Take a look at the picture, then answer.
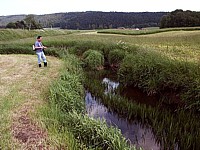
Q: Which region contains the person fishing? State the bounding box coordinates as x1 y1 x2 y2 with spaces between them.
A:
34 36 47 67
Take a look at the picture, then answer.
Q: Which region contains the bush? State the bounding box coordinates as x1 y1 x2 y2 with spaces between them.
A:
108 49 126 66
82 49 104 70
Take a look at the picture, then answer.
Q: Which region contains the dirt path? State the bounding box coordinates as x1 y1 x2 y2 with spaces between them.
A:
0 55 62 149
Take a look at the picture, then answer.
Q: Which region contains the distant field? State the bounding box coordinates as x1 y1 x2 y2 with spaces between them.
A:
97 27 200 36
0 29 80 42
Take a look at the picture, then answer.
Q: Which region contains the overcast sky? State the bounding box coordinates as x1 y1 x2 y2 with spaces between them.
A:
0 0 199 16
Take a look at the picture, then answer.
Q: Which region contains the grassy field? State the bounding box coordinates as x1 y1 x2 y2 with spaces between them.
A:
97 27 200 36
0 29 80 42
0 28 200 149
0 29 136 149
0 55 63 149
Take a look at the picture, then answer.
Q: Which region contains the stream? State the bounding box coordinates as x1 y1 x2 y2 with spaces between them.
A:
85 78 161 150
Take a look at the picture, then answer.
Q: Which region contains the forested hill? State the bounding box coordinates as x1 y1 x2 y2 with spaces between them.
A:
57 12 167 29
0 11 167 29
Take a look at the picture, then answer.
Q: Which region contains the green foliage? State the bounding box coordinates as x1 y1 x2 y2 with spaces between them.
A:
118 51 200 107
64 112 133 150
1 28 200 149
46 54 133 149
6 15 42 30
62 40 117 57
6 22 17 29
160 9 200 28
84 73 200 150
59 11 165 29
108 49 126 66
0 12 166 29
82 50 104 70
0 44 34 54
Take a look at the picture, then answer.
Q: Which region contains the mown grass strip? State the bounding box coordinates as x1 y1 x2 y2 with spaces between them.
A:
0 55 64 149
0 85 23 149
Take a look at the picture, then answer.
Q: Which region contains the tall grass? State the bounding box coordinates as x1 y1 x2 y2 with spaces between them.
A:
118 50 200 109
42 54 134 149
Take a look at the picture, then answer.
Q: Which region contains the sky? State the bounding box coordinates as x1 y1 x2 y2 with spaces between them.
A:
0 0 199 16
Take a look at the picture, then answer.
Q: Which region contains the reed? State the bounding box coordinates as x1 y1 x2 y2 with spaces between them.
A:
46 54 134 149
118 50 200 109
84 71 200 149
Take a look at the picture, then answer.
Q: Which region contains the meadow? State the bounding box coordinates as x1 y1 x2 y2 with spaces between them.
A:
0 28 200 149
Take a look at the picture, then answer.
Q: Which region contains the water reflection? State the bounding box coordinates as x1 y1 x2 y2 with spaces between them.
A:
85 78 161 150
102 78 119 94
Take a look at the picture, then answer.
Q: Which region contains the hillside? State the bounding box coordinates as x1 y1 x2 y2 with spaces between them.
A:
0 15 26 27
0 11 167 29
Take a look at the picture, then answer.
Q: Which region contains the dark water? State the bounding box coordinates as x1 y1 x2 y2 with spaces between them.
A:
85 78 161 150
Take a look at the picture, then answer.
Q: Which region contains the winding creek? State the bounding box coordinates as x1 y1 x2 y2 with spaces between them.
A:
85 77 161 150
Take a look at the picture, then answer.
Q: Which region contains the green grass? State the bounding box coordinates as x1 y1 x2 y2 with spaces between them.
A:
82 49 104 70
0 55 64 149
41 53 134 149
0 84 22 149
1 29 199 108
1 28 200 149
0 29 79 41
118 51 200 107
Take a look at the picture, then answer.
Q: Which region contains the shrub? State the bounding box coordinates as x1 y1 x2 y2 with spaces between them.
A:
108 49 126 66
82 49 104 70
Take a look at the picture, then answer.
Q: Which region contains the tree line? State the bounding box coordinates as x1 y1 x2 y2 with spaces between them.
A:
6 15 42 30
160 9 200 28
5 12 166 30
59 11 166 29
4 10 200 30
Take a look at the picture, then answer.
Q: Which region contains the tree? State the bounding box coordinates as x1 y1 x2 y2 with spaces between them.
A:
160 9 200 28
24 14 42 30
6 22 17 29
